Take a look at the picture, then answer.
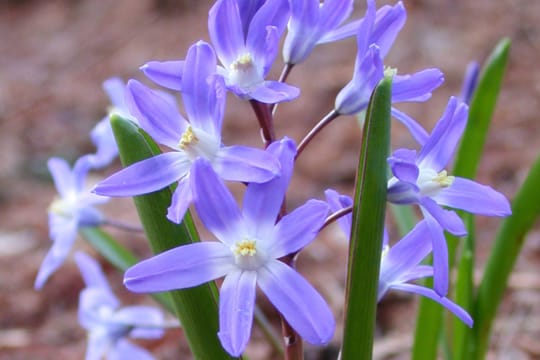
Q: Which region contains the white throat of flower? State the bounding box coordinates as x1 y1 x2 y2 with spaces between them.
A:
233 239 266 270
178 126 219 162
49 192 79 219
417 167 455 197
228 52 262 90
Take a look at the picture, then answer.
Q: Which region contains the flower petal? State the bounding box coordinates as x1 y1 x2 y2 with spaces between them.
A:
74 251 111 290
391 107 429 145
418 97 468 171
324 189 353 238
218 270 257 357
242 138 295 237
282 0 321 64
78 287 120 329
113 305 165 339
126 79 187 149
93 152 190 197
271 200 329 258
166 175 193 224
209 0 245 67
388 148 419 183
390 283 473 327
392 68 444 103
370 1 406 58
434 177 512 217
85 329 112 360
110 339 155 360
249 81 300 103
213 145 280 183
124 242 233 293
191 159 243 245
47 157 74 197
258 260 335 345
34 218 78 290
420 197 466 236
421 210 450 296
140 60 185 91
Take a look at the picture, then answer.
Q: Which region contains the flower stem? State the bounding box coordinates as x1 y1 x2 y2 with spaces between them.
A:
250 100 276 147
322 206 353 230
296 110 340 160
102 218 144 232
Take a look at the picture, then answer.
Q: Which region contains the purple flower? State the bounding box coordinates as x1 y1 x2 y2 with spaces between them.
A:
283 0 357 65
142 0 299 104
334 0 443 145
324 190 473 327
124 138 334 356
459 61 480 105
387 96 511 295
75 252 165 360
35 158 108 290
93 41 280 224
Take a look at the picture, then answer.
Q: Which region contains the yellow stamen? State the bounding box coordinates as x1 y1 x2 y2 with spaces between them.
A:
434 170 455 187
230 53 254 72
384 66 398 77
234 240 257 257
179 126 199 149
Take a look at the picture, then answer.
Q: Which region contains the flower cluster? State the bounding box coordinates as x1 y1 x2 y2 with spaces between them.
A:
35 0 512 358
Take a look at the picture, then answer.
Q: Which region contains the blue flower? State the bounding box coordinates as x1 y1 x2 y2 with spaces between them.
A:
124 138 334 357
324 190 473 327
387 96 511 295
93 41 280 224
75 252 166 360
334 0 443 144
142 0 299 104
35 158 108 290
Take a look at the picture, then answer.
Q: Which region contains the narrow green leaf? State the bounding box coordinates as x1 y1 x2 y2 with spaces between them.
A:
341 76 392 360
469 154 540 359
80 226 175 313
110 115 234 359
454 38 511 179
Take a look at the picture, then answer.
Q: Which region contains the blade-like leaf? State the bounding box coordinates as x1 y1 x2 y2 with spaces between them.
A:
470 154 540 359
341 76 392 360
110 115 234 360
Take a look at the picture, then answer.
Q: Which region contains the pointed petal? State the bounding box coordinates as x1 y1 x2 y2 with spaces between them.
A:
317 18 361 44
391 107 429 145
74 251 111 290
459 61 480 105
324 189 353 238
370 1 406 58
355 0 376 55
388 148 419 183
113 305 165 339
421 210 450 296
420 197 466 236
249 81 300 103
319 0 353 31
209 0 245 67
218 270 257 357
258 260 335 345
87 116 118 169
282 0 321 64
103 77 127 109
93 152 190 197
434 177 512 217
35 218 78 290
391 283 473 327
47 157 74 197
110 339 155 360
392 68 444 103
182 41 223 136
242 138 296 237
166 175 193 224
191 159 243 245
78 287 120 329
380 220 432 285
140 60 185 91
124 242 233 293
395 265 434 283
126 79 187 149
271 200 329 258
418 97 468 171
85 330 112 360
214 145 280 183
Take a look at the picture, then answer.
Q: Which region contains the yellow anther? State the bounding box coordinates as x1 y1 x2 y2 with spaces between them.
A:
234 240 257 257
231 53 254 72
434 170 455 187
48 198 73 218
179 126 199 149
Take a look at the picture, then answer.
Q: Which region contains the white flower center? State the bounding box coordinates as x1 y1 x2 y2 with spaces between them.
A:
228 52 262 90
178 126 219 161
417 168 455 197
232 239 266 270
48 193 78 219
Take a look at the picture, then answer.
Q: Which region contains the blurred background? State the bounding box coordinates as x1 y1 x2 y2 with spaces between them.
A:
1 0 539 358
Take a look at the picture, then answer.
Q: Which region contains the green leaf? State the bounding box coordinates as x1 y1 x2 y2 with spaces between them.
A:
341 76 392 360
469 153 540 359
80 226 175 313
110 115 234 359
